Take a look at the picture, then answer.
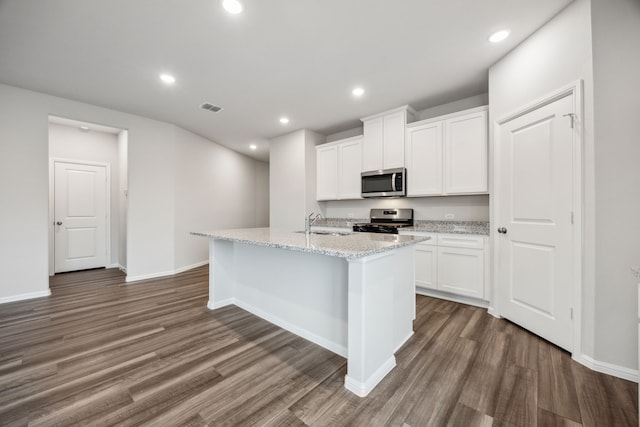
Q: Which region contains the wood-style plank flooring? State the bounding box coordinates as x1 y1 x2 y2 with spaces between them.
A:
0 266 636 426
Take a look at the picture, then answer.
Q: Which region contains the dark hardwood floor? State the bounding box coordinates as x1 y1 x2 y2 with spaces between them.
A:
0 266 636 426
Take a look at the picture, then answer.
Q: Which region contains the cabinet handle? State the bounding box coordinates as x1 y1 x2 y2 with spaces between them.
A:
497 227 507 234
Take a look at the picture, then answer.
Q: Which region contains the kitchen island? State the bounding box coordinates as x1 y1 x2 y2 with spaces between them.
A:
192 228 429 396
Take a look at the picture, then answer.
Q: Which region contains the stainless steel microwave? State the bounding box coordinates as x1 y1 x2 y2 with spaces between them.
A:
361 167 406 198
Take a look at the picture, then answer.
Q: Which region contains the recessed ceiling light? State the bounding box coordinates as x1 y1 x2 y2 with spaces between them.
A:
222 0 243 14
160 73 176 84
489 29 510 43
249 144 257 150
79 125 90 132
279 117 290 125
352 87 365 97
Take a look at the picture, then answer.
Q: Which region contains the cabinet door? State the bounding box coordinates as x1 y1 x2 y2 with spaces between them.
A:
338 138 363 199
362 117 383 172
316 144 338 200
415 243 437 290
437 247 484 299
444 111 488 194
405 122 443 196
383 110 406 169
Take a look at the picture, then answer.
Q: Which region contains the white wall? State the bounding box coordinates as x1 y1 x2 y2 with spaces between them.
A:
173 126 264 270
0 83 268 300
322 195 489 222
269 129 324 230
254 161 270 227
489 0 595 359
0 85 50 302
48 122 121 268
489 0 640 373
590 0 640 370
117 130 128 269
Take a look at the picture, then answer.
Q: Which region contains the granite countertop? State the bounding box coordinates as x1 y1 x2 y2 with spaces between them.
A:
192 227 430 259
311 218 490 236
404 220 490 236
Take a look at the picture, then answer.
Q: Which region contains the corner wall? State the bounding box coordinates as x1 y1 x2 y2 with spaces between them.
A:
489 0 640 374
590 0 640 370
0 83 267 300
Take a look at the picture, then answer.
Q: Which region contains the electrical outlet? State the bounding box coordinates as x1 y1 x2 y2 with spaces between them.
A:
445 213 455 220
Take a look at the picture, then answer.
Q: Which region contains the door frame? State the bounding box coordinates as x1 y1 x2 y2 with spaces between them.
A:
492 79 584 357
49 158 111 276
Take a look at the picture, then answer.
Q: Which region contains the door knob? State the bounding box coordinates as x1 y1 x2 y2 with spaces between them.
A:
56 221 63 226
497 227 507 234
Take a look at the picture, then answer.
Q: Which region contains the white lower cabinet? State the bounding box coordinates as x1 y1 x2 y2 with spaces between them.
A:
403 231 488 304
436 246 484 299
414 238 437 290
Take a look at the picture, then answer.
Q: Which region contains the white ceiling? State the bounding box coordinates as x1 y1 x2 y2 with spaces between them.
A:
0 0 573 162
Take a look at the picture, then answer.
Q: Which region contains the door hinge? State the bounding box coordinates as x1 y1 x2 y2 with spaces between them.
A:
563 113 576 129
570 307 574 320
571 211 574 224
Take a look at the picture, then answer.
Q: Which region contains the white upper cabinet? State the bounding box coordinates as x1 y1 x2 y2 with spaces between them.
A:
316 136 362 201
338 138 363 199
405 106 488 197
405 121 443 196
361 106 415 172
444 110 488 194
316 143 339 201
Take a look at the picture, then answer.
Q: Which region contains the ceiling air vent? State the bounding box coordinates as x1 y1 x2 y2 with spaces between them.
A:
200 103 223 113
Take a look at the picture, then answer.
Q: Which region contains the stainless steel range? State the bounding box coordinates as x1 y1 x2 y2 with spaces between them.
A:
352 208 414 234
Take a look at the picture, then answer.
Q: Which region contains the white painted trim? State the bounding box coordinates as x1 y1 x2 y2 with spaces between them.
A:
360 104 417 122
231 298 348 358
574 354 639 383
208 298 234 310
394 331 414 353
49 158 112 275
118 264 127 274
0 289 51 304
125 262 209 283
125 270 176 283
344 356 396 397
174 260 209 274
407 105 488 128
416 287 489 309
491 80 584 360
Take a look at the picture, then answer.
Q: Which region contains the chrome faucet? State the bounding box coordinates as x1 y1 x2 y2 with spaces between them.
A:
305 212 322 235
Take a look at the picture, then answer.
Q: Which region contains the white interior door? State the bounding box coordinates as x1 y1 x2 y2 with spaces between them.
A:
496 94 575 351
54 161 107 273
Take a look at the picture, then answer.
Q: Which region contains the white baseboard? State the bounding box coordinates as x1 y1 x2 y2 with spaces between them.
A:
0 289 51 304
107 263 119 269
344 356 396 397
126 270 176 283
175 260 209 274
216 298 348 358
574 354 639 383
416 287 489 309
125 261 209 283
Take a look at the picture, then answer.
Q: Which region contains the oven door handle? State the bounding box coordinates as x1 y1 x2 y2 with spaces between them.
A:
391 173 397 192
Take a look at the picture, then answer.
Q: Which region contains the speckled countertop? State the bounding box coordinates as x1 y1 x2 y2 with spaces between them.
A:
405 220 490 235
311 218 490 236
192 228 430 259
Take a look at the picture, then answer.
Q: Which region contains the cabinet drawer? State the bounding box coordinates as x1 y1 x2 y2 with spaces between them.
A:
437 234 484 249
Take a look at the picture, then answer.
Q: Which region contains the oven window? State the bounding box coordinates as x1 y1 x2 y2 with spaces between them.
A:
362 174 392 193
